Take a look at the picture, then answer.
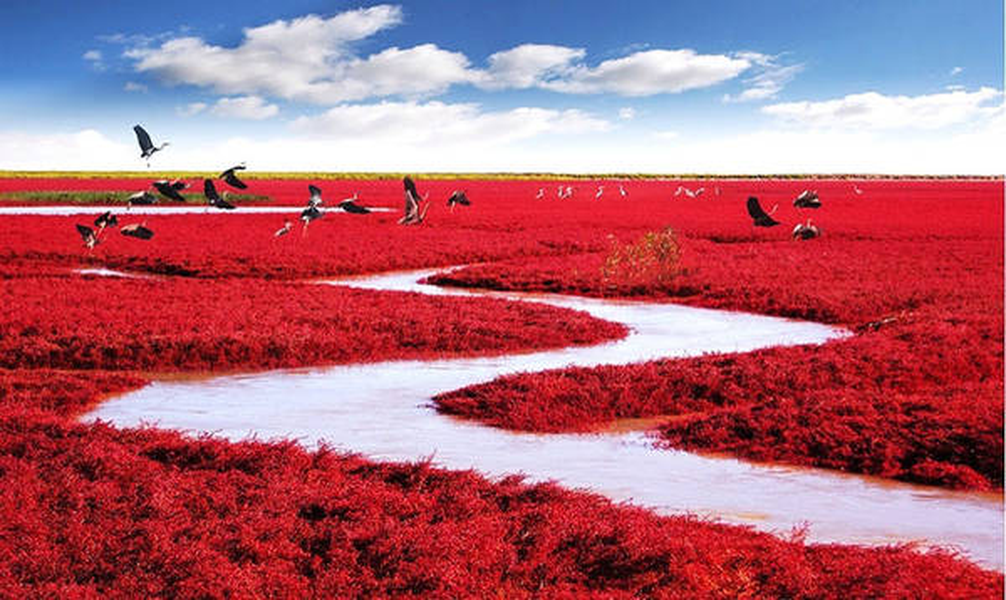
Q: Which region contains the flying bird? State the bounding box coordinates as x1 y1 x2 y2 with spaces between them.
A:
76 224 99 249
300 205 323 235
447 190 470 212
133 125 168 166
399 176 429 225
674 185 704 198
220 164 248 189
121 222 154 240
152 179 187 202
595 186 604 199
127 190 157 207
274 220 292 238
792 219 821 240
747 196 780 227
618 184 627 198
204 179 235 210
307 184 324 208
338 193 371 214
793 189 821 209
535 188 544 199
94 211 118 232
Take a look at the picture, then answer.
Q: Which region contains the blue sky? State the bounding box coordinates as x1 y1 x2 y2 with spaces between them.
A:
0 1 1001 173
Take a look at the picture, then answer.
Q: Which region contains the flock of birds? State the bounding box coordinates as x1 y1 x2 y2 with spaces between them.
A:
77 124 836 249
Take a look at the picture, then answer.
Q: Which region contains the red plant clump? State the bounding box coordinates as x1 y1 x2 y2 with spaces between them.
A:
0 269 625 372
0 176 1002 594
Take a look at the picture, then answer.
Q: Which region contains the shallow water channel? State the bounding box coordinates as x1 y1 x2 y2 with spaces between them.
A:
85 268 1004 570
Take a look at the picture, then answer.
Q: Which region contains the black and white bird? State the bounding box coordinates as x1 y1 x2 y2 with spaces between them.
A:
204 179 235 210
338 192 371 214
133 125 168 166
793 189 821 209
94 211 118 232
152 179 187 202
446 190 470 212
747 196 780 227
618 184 628 198
595 185 604 199
127 190 157 207
76 224 99 249
220 164 248 189
307 184 324 209
792 219 821 240
121 222 154 240
399 176 429 225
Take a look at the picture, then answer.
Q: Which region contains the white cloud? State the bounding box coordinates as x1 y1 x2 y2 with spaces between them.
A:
763 87 1002 129
124 7 753 103
540 49 750 96
210 96 279 120
652 130 679 140
723 52 802 102
481 44 585 89
123 81 148 93
83 49 102 61
618 107 636 120
177 102 208 117
290 100 609 145
0 129 134 170
950 66 964 76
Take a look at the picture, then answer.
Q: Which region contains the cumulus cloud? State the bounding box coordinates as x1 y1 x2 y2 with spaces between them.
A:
618 107 636 120
123 81 148 93
723 52 802 102
950 66 963 76
210 96 279 120
540 49 750 96
480 44 585 89
82 49 105 70
290 100 609 145
0 129 134 170
124 6 754 102
763 87 1002 129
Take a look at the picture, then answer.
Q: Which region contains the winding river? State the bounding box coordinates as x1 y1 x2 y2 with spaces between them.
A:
83 267 1004 570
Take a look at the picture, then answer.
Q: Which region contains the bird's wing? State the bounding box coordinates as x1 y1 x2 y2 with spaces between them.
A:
133 125 153 151
224 172 247 189
76 224 94 241
170 180 188 191
747 196 770 220
204 179 220 202
155 182 185 202
403 176 418 198
308 184 322 205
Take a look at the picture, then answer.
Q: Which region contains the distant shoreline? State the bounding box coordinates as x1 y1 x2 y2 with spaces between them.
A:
0 170 1002 181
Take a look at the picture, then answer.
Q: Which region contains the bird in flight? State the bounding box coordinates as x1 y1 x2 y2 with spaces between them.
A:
535 188 545 199
76 224 100 250
152 179 188 203
220 164 248 190
793 189 821 209
274 220 292 238
746 196 780 227
595 186 604 199
618 184 628 198
792 219 821 240
674 185 704 198
127 190 157 208
133 125 168 166
447 190 470 212
399 176 429 225
121 222 154 240
338 192 371 214
204 179 236 210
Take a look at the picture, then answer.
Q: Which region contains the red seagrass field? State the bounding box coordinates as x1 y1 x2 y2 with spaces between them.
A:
0 174 1002 597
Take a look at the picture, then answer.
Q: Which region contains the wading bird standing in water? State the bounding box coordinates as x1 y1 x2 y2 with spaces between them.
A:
220 164 248 189
204 179 235 210
133 125 168 166
399 176 430 225
747 196 780 227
